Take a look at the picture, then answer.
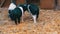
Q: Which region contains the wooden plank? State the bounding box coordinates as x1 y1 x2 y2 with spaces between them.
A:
57 0 60 9
40 0 55 9
16 0 25 5
2 0 25 7
0 0 6 7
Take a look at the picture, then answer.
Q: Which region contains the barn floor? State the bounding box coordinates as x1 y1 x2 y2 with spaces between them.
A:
0 8 60 34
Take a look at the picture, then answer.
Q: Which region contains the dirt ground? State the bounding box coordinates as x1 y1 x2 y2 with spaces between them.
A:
0 8 60 34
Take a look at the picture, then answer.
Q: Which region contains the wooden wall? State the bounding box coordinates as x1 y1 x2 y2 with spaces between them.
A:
3 0 10 7
57 0 60 8
0 0 59 9
40 0 55 9
1 0 25 7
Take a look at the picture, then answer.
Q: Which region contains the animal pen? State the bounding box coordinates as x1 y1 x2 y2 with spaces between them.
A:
0 0 60 34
